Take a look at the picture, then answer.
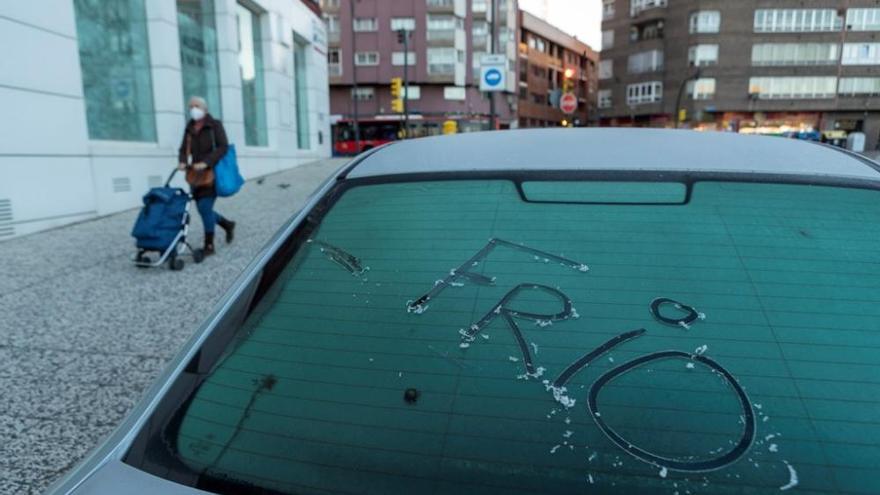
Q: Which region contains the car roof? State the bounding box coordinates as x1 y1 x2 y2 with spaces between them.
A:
346 128 880 181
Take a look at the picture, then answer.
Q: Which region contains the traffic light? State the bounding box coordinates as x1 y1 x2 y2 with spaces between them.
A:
390 77 404 113
562 68 575 93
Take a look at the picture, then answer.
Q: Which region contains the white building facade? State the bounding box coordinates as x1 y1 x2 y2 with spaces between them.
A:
0 0 331 239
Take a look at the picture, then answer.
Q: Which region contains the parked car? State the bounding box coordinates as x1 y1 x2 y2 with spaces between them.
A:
49 129 880 495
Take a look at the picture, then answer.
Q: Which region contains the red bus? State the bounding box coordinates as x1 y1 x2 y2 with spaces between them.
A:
332 120 402 155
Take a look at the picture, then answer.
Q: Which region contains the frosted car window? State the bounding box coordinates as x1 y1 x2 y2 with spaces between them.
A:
153 180 880 494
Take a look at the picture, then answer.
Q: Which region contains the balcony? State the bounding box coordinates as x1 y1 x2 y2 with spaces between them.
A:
630 0 666 18
427 29 456 45
427 0 455 13
630 20 664 43
328 63 342 77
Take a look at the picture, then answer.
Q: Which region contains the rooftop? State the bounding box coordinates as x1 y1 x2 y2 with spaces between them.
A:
347 128 880 181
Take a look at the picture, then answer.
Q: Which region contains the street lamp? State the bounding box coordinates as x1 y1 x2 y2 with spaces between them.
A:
674 68 701 129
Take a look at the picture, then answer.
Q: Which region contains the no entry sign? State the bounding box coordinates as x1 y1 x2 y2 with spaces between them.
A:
560 92 577 114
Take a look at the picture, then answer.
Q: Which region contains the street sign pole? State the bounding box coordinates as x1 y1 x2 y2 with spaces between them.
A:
489 0 496 130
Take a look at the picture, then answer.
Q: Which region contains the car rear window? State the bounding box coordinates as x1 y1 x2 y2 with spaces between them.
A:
148 179 880 494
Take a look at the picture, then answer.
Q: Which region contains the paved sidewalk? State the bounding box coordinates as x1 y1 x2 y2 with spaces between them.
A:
0 158 347 495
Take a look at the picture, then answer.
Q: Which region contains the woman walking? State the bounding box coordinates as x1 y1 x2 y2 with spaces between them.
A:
177 96 236 255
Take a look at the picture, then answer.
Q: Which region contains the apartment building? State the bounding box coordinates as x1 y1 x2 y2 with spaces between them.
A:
517 10 599 128
599 0 880 149
0 0 330 239
322 0 518 150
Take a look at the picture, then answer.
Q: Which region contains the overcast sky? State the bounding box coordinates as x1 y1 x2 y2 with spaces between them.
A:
518 0 602 50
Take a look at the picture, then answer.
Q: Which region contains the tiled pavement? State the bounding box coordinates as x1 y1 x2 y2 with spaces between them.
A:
0 158 346 495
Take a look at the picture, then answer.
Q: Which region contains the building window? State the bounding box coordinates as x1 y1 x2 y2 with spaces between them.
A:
842 43 880 65
630 0 666 17
351 87 374 101
626 81 663 105
428 0 454 7
602 30 614 50
353 17 377 32
73 0 156 142
603 0 615 20
847 8 880 31
687 78 716 100
320 0 339 8
328 49 342 76
444 86 466 100
631 19 664 42
354 51 379 66
472 51 486 70
390 17 415 31
688 44 718 66
754 9 842 33
177 0 222 118
426 14 461 41
472 20 489 47
427 47 456 74
627 49 663 73
324 14 339 33
427 14 461 30
598 59 613 80
838 77 880 96
391 51 417 65
751 43 839 66
293 37 310 150
403 85 420 100
499 26 513 46
472 0 488 13
598 89 612 108
236 3 268 146
689 11 720 33
528 35 547 53
748 77 837 99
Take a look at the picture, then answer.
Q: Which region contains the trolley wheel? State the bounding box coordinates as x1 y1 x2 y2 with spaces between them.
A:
135 251 151 268
192 248 205 264
170 258 185 271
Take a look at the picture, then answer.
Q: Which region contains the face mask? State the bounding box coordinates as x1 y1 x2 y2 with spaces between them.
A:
190 107 206 121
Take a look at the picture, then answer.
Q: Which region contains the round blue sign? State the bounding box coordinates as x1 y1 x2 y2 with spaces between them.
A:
484 68 502 86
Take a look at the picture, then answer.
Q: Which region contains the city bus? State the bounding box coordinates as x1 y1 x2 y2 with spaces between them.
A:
331 118 454 155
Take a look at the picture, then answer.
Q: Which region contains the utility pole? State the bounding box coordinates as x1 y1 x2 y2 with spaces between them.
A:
399 29 411 139
833 2 850 110
349 0 360 150
488 0 497 130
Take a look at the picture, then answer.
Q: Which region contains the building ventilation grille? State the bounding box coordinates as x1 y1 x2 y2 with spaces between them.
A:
147 175 163 188
112 177 131 193
0 199 14 238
